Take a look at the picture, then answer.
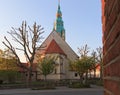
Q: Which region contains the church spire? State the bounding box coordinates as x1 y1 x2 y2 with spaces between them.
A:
53 0 65 41
58 0 60 6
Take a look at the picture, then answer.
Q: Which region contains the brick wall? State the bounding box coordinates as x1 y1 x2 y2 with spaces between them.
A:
102 0 120 95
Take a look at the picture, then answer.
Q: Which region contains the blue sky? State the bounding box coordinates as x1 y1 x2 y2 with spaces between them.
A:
0 0 102 61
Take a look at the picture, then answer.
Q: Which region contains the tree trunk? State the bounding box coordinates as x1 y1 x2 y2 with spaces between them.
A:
89 70 91 79
44 75 47 81
85 71 88 84
28 70 32 81
44 75 47 87
26 66 32 87
79 73 83 84
100 66 103 80
85 72 88 79
94 68 96 78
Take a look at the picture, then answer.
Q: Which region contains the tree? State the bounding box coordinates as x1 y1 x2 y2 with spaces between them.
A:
69 59 85 83
91 50 97 78
71 45 95 82
78 44 90 79
0 49 3 63
3 21 44 82
91 47 103 79
69 56 94 84
0 49 19 83
38 57 55 81
0 49 18 71
96 47 103 80
78 44 89 58
0 58 18 83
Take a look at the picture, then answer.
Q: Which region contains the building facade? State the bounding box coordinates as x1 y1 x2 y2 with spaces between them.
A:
102 0 120 95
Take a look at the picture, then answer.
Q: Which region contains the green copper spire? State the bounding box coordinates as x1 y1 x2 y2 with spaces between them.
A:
54 1 65 41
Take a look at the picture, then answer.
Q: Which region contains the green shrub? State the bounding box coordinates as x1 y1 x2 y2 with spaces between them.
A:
0 80 3 84
69 82 90 88
96 80 103 86
31 86 55 90
88 78 103 86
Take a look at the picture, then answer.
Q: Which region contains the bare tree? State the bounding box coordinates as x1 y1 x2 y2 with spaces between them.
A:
3 21 44 82
91 47 103 79
96 47 103 80
78 44 90 81
91 50 97 78
78 44 89 58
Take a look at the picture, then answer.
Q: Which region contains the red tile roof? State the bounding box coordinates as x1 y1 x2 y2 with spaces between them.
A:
45 39 66 56
19 63 37 72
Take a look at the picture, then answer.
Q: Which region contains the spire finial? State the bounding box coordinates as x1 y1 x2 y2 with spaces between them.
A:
58 0 60 9
58 0 60 5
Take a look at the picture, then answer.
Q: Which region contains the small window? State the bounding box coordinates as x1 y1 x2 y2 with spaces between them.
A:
75 73 78 77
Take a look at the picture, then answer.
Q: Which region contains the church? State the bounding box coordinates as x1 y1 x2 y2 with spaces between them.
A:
35 3 79 80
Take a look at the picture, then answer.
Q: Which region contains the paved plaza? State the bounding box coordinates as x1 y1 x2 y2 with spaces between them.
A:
0 86 103 95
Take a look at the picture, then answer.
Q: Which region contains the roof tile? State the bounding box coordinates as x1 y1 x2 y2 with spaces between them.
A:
45 39 66 56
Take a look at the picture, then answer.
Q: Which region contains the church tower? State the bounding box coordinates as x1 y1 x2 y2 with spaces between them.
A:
53 1 65 41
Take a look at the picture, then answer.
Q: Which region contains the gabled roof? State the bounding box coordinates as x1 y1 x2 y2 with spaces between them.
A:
45 39 66 56
38 31 78 61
